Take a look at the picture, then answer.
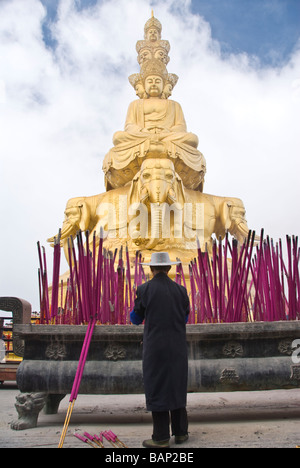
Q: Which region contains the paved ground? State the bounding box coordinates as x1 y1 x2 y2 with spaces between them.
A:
1 383 300 448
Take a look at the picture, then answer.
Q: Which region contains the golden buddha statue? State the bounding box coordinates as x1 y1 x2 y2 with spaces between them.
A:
48 14 252 269
102 13 207 193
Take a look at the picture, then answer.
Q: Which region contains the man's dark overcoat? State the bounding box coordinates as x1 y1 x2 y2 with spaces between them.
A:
133 272 190 412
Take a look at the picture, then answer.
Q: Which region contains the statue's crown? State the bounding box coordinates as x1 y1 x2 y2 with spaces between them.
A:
144 12 162 38
140 58 168 82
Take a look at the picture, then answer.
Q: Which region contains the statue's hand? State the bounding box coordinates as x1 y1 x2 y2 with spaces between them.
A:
143 126 155 133
156 126 170 133
145 126 170 134
149 134 160 142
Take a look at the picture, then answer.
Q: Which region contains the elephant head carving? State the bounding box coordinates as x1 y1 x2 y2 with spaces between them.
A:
48 197 91 246
129 158 185 207
181 190 253 252
47 194 104 264
128 159 186 249
47 160 254 265
218 197 251 244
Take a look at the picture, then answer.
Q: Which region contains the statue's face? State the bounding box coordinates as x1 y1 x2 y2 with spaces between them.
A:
135 82 145 98
139 49 151 64
145 75 164 97
154 48 168 64
163 83 173 98
146 28 159 42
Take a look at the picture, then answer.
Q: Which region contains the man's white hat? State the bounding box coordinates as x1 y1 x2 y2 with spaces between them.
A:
140 252 180 266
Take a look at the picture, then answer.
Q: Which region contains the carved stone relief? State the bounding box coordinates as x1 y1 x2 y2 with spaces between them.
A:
104 344 126 361
219 368 240 384
45 342 67 360
278 339 294 356
222 341 243 358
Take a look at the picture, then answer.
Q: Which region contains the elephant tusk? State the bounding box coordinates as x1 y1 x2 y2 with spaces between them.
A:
145 238 160 249
237 221 249 234
47 223 74 244
235 221 253 240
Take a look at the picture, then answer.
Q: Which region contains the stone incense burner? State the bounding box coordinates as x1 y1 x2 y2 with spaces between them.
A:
5 297 300 431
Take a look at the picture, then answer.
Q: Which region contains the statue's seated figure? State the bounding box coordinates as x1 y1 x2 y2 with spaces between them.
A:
103 58 206 192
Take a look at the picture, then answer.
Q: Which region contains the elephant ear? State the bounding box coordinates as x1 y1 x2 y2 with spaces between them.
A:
170 173 186 206
129 170 147 206
78 201 91 231
221 201 232 231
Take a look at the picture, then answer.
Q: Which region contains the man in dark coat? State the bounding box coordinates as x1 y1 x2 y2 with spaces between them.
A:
130 252 190 448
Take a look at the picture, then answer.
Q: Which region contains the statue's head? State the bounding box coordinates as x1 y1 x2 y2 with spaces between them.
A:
140 59 168 98
144 75 164 97
144 14 162 42
162 73 178 99
128 73 146 98
153 45 170 65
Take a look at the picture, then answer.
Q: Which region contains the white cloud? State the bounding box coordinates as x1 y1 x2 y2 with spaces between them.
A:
0 0 299 310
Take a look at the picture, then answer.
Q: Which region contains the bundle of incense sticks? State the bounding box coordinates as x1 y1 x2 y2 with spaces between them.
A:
74 431 127 448
58 316 97 448
39 229 300 324
102 430 128 448
183 230 300 323
74 432 100 448
38 231 147 325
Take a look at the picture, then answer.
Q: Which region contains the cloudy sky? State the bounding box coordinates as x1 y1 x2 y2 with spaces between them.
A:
0 0 299 311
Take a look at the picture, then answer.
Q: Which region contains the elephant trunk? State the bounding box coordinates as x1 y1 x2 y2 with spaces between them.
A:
143 178 170 250
147 179 169 205
145 202 168 250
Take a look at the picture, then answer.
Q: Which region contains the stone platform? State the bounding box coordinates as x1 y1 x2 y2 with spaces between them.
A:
1 384 300 448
